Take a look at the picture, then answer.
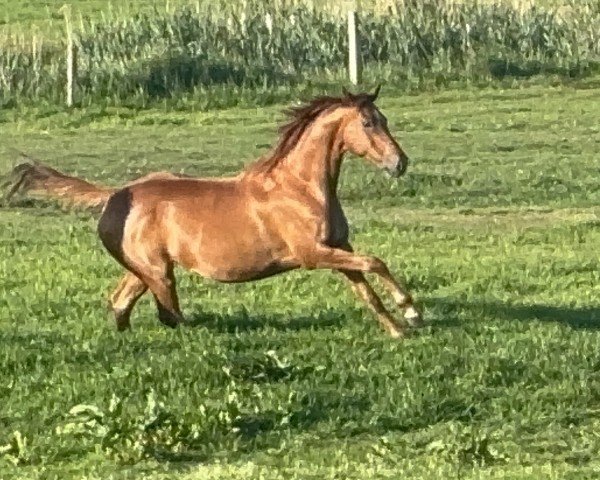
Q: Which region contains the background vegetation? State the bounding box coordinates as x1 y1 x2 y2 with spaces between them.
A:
1 0 600 109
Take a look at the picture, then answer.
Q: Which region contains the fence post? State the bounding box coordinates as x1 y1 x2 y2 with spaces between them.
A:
347 9 361 85
61 5 76 107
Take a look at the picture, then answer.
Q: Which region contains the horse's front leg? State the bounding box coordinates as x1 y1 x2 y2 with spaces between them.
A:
340 270 405 338
298 245 422 328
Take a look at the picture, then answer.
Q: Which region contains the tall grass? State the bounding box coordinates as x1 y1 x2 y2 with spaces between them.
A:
1 0 600 108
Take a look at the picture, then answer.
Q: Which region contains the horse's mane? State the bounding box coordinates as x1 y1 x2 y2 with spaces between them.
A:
248 91 376 174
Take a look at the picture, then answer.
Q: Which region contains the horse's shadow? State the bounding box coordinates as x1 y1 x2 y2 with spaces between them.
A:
183 296 600 335
495 302 600 329
426 296 600 330
184 308 348 334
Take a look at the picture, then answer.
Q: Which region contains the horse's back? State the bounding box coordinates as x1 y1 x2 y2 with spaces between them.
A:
117 177 294 281
127 177 238 203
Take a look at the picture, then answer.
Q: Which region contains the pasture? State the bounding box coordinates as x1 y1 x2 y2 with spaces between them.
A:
0 84 599 478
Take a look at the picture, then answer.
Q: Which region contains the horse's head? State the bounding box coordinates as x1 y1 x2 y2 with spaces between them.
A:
340 85 409 178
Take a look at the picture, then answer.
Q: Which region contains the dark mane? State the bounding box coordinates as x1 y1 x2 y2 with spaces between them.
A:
249 91 376 173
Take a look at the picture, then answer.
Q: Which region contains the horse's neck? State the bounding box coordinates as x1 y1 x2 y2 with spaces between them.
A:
278 117 344 197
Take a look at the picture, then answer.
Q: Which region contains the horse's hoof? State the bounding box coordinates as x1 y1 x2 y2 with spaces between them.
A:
116 322 131 332
113 308 131 331
160 317 182 329
404 306 424 328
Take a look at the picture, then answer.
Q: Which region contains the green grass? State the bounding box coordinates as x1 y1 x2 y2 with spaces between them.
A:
0 84 599 478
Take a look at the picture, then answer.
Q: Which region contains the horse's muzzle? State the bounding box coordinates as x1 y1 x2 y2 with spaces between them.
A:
384 153 409 178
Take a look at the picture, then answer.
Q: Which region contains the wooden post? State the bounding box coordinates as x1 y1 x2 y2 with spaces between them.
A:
347 9 361 85
61 5 75 107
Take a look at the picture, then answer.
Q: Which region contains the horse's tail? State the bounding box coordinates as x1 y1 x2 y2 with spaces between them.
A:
3 154 115 210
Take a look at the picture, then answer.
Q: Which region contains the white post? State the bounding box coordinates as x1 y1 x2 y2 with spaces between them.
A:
347 9 361 85
62 5 75 107
66 39 75 107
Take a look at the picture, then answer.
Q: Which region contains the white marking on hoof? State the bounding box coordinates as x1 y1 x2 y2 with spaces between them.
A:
404 306 424 327
392 292 410 305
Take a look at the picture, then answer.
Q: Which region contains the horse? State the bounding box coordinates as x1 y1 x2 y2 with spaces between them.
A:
5 87 422 338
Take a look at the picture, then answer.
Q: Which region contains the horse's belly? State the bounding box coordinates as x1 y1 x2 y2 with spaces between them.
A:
205 261 295 283
163 196 295 282
171 230 294 283
190 251 294 283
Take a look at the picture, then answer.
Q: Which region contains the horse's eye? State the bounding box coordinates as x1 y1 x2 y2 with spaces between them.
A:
362 119 373 128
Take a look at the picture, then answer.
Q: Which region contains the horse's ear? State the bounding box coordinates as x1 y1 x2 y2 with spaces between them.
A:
369 84 381 102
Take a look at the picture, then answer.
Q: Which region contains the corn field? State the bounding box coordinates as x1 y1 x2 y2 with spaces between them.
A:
1 0 599 108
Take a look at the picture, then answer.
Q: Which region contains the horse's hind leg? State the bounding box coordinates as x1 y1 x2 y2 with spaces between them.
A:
133 261 185 328
109 271 147 331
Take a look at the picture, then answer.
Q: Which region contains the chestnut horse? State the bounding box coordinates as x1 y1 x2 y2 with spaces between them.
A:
95 88 422 338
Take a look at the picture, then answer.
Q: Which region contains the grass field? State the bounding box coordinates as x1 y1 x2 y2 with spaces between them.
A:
0 84 599 478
